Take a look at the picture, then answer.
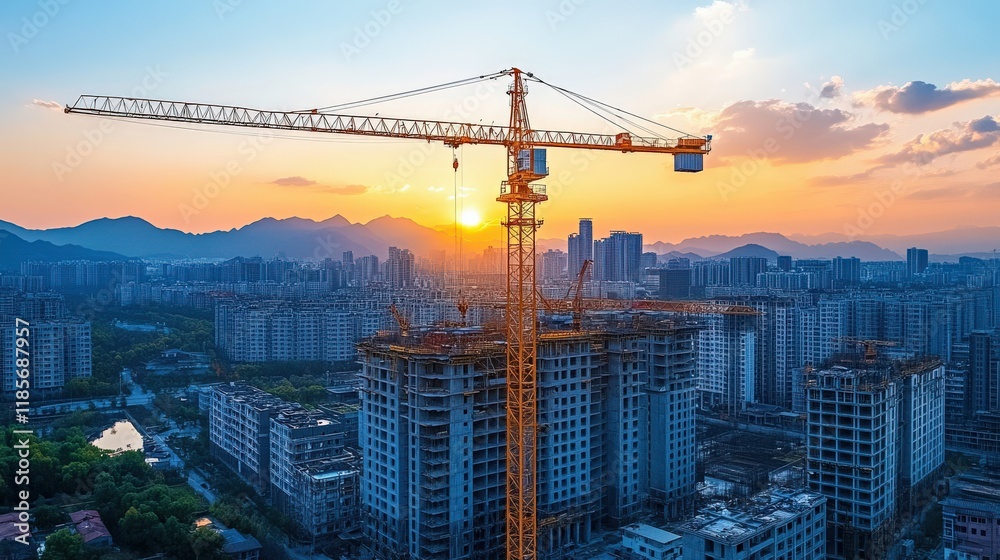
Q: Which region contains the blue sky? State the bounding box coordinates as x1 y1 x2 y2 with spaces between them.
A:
3 1 999 240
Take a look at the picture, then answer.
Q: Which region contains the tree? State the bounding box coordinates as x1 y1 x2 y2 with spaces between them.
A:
32 504 66 529
119 506 163 552
41 529 83 560
190 526 225 560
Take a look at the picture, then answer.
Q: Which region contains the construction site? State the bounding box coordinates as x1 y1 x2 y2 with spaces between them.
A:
355 312 707 559
804 353 946 560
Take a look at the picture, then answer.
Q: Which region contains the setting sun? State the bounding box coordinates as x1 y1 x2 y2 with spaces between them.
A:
459 207 482 228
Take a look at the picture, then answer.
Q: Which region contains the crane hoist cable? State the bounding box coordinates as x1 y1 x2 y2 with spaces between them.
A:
528 76 696 138
303 70 508 113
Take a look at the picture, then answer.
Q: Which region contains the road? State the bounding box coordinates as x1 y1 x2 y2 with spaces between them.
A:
187 469 217 505
32 368 154 415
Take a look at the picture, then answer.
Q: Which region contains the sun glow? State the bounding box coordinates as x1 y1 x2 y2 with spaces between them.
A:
459 207 482 228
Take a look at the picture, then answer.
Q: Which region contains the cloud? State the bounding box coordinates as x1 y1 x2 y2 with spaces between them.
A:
693 0 748 23
372 184 411 194
977 153 1000 169
907 187 963 200
270 176 316 187
268 176 367 195
731 48 755 61
32 99 62 111
819 76 844 99
808 165 888 187
907 182 1000 201
854 79 1000 114
323 184 368 195
876 115 1000 166
687 99 889 164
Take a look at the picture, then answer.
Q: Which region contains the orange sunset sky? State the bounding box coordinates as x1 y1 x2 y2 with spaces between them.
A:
3 1 999 245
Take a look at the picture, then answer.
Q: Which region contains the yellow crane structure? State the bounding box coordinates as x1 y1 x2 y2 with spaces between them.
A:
65 67 711 559
834 337 898 363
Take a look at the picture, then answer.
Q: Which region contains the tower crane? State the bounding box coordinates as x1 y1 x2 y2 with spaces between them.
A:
65 67 711 560
834 337 898 363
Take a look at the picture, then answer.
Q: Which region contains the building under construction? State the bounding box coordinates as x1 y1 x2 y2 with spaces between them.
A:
357 317 700 560
805 357 945 560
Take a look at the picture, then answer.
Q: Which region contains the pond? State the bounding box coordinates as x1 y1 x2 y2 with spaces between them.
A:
91 420 144 454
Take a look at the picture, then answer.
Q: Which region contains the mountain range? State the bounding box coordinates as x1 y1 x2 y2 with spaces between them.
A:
0 215 450 260
0 229 127 270
645 232 902 261
0 216 996 263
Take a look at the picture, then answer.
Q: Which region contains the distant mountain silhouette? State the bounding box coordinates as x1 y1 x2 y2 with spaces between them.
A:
4 215 994 263
657 250 704 262
0 229 127 270
0 216 450 260
787 226 1000 255
712 243 780 261
646 232 902 261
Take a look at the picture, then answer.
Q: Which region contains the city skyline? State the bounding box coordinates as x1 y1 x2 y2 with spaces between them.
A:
4 1 1000 241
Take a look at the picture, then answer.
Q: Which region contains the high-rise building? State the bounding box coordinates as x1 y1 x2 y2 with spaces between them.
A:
540 249 568 281
777 255 793 272
832 256 861 288
357 320 700 558
594 231 643 282
697 314 756 413
1 320 91 395
210 383 293 493
729 257 767 287
807 366 898 559
643 323 699 519
898 361 946 507
358 331 506 560
806 359 943 560
907 247 929 277
969 329 999 413
210 384 360 544
657 268 691 299
567 218 593 281
386 247 415 289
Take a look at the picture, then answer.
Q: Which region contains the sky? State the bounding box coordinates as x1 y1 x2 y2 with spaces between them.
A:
2 0 1000 245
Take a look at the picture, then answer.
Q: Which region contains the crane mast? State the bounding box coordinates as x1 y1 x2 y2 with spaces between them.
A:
499 68 544 559
65 67 711 560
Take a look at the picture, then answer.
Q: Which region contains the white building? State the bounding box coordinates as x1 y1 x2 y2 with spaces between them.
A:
621 523 682 560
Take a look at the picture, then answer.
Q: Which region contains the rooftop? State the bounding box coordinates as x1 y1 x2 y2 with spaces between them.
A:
0 512 30 543
68 510 111 545
623 523 681 545
678 488 825 544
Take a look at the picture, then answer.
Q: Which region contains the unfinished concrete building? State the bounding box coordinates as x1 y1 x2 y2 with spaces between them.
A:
358 328 507 560
678 487 827 559
806 358 946 559
357 318 701 559
806 366 899 559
